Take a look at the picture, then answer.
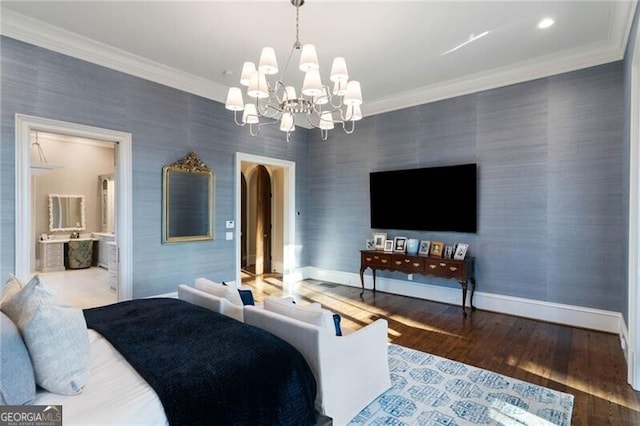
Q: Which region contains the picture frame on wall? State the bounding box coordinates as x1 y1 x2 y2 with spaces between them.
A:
418 240 431 256
430 241 444 258
384 239 394 252
393 237 407 253
454 243 469 260
373 233 387 250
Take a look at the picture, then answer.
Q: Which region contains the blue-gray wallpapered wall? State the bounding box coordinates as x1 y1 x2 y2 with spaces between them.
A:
0 35 628 316
622 0 639 325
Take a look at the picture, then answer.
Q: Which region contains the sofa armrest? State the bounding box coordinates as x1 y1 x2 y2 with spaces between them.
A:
318 319 391 426
244 306 390 425
177 285 244 322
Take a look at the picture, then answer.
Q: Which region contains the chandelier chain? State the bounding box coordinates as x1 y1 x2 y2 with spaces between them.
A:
294 1 301 50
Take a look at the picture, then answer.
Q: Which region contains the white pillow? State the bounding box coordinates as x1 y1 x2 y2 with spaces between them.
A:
1 275 89 395
194 278 243 306
263 296 335 332
0 275 23 308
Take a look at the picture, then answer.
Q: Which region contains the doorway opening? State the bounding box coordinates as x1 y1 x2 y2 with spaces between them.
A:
235 153 295 291
30 131 117 308
241 165 273 276
15 114 133 302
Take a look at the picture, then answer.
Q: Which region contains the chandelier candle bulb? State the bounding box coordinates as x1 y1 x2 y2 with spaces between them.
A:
302 69 323 96
314 87 329 105
258 47 279 75
284 86 297 101
242 103 259 124
345 104 363 121
280 113 295 132
344 81 363 105
240 62 256 86
225 87 244 111
319 112 334 130
247 71 269 99
333 80 347 96
329 57 349 82
299 44 320 71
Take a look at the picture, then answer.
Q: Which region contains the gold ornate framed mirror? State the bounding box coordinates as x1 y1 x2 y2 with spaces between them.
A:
162 152 214 243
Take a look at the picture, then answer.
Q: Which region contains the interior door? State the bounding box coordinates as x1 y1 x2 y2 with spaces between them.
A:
256 166 272 274
241 173 247 268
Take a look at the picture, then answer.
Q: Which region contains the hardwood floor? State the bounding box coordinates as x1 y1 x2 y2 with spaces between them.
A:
242 274 640 425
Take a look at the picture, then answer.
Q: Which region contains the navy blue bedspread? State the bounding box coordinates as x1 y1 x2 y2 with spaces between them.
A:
83 298 317 426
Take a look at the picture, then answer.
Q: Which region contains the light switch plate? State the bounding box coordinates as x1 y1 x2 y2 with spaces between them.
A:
225 232 233 240
225 220 235 228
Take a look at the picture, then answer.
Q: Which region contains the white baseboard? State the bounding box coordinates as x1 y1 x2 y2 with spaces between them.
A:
300 266 623 335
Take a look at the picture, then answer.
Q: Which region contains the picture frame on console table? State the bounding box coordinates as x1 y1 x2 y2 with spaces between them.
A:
430 241 444 257
373 233 387 250
418 240 431 256
444 245 454 259
454 243 469 260
384 239 394 252
393 237 407 253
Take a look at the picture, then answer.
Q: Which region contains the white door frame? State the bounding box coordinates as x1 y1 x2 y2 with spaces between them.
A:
15 114 133 301
629 19 640 389
235 153 296 287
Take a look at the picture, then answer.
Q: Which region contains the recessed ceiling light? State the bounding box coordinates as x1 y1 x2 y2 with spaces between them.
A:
537 18 555 29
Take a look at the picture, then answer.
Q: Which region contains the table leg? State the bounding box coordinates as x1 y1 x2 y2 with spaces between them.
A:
469 278 476 311
359 267 377 296
459 280 468 318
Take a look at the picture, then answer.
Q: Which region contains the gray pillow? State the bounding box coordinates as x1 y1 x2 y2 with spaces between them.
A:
0 275 23 308
1 275 58 327
0 312 36 405
2 275 89 395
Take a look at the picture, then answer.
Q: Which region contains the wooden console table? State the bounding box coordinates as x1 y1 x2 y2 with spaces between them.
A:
359 250 476 317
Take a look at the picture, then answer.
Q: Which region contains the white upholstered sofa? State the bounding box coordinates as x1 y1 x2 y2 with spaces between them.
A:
177 279 391 426
177 280 245 322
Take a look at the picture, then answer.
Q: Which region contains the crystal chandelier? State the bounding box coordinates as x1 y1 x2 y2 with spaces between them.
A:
224 0 363 142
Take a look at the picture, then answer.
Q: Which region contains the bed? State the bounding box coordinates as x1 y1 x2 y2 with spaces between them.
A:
12 296 318 426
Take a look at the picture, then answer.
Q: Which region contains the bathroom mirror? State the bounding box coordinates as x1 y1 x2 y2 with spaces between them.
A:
162 152 214 243
49 194 86 232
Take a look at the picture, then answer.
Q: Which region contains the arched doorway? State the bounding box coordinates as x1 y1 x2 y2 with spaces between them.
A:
235 153 295 287
241 165 272 276
255 165 272 275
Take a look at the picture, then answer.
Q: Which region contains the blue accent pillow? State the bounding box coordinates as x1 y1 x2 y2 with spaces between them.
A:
0 312 35 405
238 289 255 306
333 313 342 336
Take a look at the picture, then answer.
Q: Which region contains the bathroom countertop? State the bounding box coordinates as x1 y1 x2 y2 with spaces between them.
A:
92 232 116 238
40 237 98 244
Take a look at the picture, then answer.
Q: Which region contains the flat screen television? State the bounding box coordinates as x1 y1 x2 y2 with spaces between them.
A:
369 163 477 233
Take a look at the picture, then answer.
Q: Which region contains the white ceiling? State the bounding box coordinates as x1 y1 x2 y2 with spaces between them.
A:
1 1 637 117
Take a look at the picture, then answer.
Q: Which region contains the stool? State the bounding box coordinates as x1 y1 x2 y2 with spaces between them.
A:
67 240 93 269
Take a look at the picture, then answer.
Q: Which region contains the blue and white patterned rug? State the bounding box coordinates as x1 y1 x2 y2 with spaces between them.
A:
349 343 574 426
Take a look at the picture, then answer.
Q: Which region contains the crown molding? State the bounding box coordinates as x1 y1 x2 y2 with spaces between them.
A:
366 39 625 117
0 9 230 103
1 3 636 119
